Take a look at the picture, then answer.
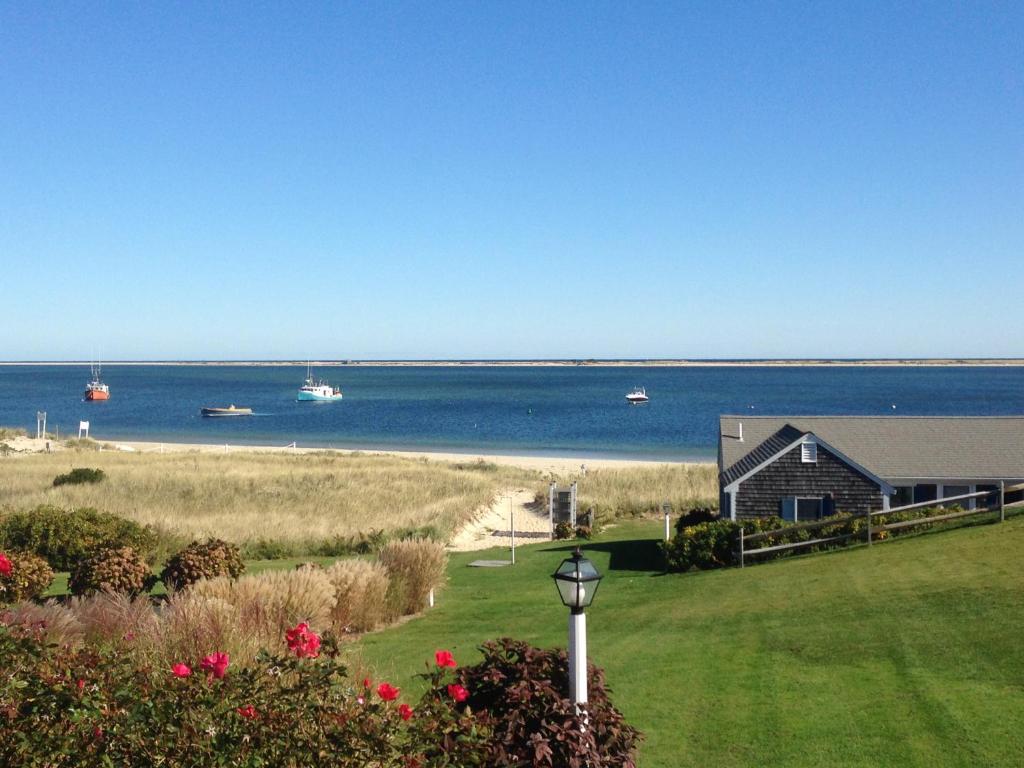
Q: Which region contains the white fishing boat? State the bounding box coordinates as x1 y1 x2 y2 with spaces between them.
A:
625 387 649 404
297 364 343 402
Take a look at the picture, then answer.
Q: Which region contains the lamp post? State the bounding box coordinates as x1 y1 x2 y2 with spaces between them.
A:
552 547 603 712
662 500 673 541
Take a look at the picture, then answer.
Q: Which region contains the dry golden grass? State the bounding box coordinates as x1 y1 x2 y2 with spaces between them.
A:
378 539 448 616
0 451 537 547
549 463 718 519
324 560 391 632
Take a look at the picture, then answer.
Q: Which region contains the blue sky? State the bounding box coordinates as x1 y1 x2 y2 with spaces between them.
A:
1 2 1021 360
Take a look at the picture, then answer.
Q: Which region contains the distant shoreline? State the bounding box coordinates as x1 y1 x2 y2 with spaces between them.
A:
3 359 1024 368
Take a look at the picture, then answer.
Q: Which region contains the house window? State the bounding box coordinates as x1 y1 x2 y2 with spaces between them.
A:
892 486 914 507
781 497 824 521
801 442 817 463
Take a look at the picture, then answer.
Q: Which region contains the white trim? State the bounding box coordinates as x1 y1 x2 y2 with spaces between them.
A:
723 433 895 496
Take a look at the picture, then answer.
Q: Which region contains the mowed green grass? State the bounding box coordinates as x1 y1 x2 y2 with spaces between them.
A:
357 517 1024 768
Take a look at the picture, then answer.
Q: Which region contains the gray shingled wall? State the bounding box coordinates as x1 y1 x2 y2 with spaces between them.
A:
735 443 885 518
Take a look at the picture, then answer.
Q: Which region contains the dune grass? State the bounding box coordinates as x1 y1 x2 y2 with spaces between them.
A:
0 450 717 555
565 463 717 518
357 516 1024 767
0 451 537 548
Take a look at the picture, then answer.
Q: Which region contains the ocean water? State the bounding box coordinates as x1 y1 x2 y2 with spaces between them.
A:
1 365 1022 460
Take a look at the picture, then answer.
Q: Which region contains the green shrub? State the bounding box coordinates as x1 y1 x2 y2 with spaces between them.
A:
62 437 101 451
160 538 245 591
450 637 642 767
674 505 719 533
553 521 574 540
662 519 740 571
0 551 55 604
52 467 106 487
0 506 158 571
68 546 156 597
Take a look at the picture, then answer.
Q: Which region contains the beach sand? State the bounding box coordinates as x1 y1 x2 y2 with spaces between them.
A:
2 433 700 474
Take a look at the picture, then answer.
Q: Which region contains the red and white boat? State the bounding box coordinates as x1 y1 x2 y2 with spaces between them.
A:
84 363 110 401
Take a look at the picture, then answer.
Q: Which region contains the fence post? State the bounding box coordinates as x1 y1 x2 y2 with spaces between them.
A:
999 481 1005 523
739 526 745 568
866 509 872 547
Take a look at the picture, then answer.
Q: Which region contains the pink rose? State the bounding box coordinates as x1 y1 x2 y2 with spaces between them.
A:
447 683 469 703
399 703 414 721
285 622 321 659
434 650 457 669
200 652 230 679
236 704 258 720
0 553 12 577
377 682 400 701
171 663 192 678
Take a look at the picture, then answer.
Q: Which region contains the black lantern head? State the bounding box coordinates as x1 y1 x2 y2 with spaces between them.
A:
552 547 603 612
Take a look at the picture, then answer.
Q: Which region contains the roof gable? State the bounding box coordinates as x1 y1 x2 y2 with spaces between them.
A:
720 416 1024 481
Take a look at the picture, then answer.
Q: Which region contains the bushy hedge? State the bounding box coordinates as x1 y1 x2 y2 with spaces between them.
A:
673 505 719 534
161 538 246 591
452 637 642 767
69 546 157 597
0 625 640 767
52 467 106 487
663 505 975 572
0 551 54 604
0 506 157 571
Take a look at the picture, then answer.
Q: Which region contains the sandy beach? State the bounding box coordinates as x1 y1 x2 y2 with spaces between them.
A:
2 433 705 474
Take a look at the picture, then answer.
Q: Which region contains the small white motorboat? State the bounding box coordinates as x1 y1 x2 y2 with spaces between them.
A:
625 387 649 404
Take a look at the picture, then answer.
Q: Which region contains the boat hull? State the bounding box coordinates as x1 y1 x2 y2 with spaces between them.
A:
85 389 110 401
201 407 253 417
297 391 343 402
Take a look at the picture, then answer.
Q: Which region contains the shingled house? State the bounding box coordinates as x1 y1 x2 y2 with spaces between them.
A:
718 416 1024 521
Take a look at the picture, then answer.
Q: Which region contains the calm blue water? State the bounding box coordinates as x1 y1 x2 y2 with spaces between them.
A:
1 365 1022 460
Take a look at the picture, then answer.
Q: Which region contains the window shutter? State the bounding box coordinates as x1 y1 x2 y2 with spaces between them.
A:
781 497 796 521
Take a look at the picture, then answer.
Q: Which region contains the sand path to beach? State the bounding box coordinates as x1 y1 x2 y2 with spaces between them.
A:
448 488 551 552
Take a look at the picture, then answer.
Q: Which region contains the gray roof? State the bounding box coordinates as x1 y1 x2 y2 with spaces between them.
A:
719 416 1024 483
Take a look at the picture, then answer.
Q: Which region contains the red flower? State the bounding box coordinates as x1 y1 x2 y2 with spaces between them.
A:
362 677 371 689
171 663 192 678
377 682 400 701
285 622 321 658
0 553 11 577
447 683 469 703
236 704 258 720
434 650 457 669
398 703 414 721
200 652 230 679
76 679 86 692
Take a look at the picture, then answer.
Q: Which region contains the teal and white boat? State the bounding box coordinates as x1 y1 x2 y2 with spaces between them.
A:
297 365 343 402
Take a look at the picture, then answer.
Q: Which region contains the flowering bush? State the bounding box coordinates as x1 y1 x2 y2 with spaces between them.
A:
68 546 157 596
160 538 246 591
0 551 54 604
0 624 490 767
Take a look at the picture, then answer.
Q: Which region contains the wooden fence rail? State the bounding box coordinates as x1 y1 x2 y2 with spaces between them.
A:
739 483 1006 567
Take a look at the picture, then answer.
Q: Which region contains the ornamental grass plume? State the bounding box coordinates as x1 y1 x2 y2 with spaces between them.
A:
378 540 447 616
159 592 258 667
190 568 336 642
0 600 84 645
323 559 390 632
68 592 160 648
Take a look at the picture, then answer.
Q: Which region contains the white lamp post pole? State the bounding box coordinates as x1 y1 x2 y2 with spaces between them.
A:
569 608 587 708
553 548 603 719
663 501 672 541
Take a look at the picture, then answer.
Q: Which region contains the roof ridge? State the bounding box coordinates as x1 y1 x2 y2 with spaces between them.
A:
720 414 1024 420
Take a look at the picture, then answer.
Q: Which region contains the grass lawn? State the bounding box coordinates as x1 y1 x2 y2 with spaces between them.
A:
357 517 1024 767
